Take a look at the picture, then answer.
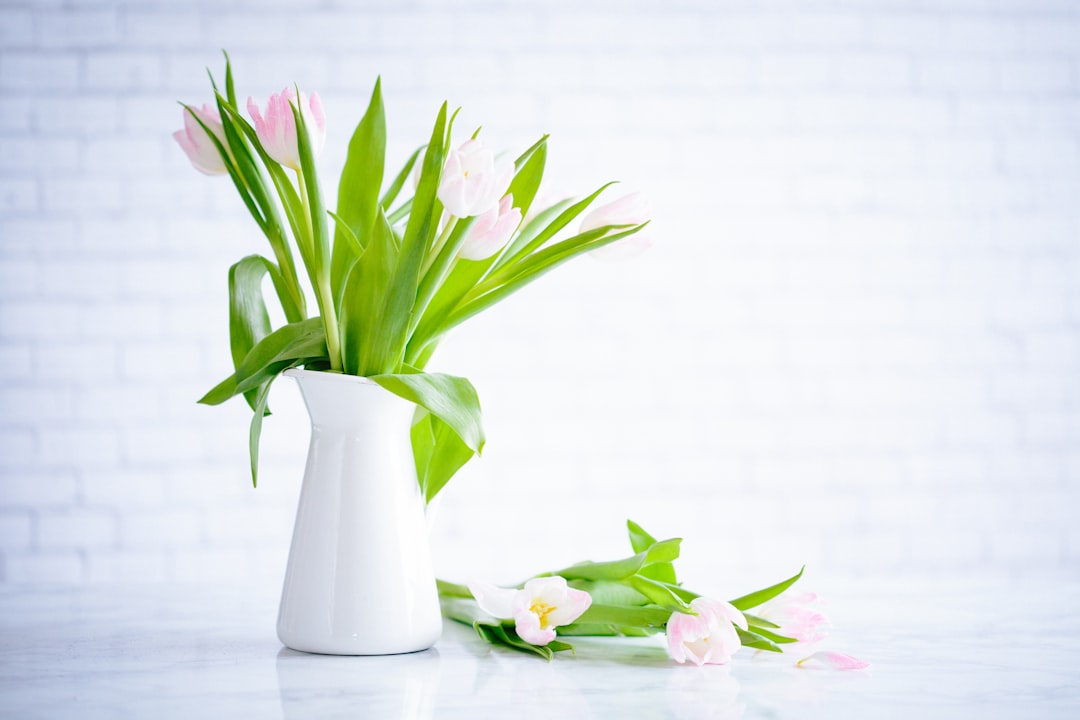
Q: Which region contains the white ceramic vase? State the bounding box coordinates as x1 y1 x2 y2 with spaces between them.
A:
276 368 443 655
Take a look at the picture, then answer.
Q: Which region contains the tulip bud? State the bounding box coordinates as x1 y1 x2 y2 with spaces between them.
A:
247 88 326 172
579 191 653 261
579 191 652 233
459 195 521 261
666 598 747 666
437 138 514 218
173 104 229 176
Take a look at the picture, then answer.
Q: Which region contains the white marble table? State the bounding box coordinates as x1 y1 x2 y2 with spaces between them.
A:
1 580 1077 719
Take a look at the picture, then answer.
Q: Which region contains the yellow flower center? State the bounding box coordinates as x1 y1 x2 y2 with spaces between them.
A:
530 600 556 628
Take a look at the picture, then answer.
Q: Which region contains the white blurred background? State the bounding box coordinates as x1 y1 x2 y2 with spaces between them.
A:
1 0 1078 595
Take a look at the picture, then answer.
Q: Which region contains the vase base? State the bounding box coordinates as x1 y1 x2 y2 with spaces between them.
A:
277 625 442 657
278 641 439 657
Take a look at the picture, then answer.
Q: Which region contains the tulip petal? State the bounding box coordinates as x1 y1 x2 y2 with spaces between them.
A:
513 608 557 646
796 651 870 671
468 582 516 620
579 191 652 234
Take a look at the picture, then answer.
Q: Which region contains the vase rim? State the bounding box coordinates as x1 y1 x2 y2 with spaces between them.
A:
283 368 378 386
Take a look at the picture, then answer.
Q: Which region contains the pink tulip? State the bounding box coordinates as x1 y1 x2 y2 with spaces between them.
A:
247 88 326 172
666 597 748 666
173 104 229 176
578 191 653 260
796 651 870 671
438 138 514 218
579 191 652 233
459 194 521 261
759 591 830 646
469 576 592 646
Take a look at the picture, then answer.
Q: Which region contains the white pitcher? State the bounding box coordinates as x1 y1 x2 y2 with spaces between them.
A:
276 368 442 655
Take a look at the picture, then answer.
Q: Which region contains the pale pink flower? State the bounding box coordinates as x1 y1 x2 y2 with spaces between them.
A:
796 651 870 671
438 138 514 218
759 591 830 646
459 194 521 261
578 191 653 260
469 576 592 646
666 597 748 666
579 191 651 233
173 104 228 176
247 88 326 172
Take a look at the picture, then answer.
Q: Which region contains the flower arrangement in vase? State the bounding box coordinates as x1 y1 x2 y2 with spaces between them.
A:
175 54 864 669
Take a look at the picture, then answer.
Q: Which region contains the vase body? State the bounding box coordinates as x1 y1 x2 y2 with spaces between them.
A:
277 368 442 655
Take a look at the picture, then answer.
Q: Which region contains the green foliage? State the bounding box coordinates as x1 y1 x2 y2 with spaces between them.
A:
730 566 805 611
193 62 649 500
436 520 807 661
332 77 385 305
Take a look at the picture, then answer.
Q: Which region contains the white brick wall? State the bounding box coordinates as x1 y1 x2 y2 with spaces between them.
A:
1 0 1078 588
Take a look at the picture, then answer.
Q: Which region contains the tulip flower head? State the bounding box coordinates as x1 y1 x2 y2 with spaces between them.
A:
758 591 830 646
666 597 748 666
247 88 326 172
173 104 229 176
579 191 653 260
459 194 522 261
438 138 514 218
579 191 652 233
469 576 592 646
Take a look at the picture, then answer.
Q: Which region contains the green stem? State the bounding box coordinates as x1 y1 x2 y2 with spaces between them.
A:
297 168 342 372
267 228 307 322
421 216 457 276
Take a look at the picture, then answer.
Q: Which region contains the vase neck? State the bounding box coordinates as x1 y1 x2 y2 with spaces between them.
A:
286 370 416 431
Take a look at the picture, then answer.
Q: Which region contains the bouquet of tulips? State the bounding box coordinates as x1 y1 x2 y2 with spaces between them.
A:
175 57 864 668
441 520 865 668
176 56 648 493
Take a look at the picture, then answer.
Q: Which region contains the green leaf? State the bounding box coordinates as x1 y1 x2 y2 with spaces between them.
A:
554 538 680 582
248 376 274 487
736 627 784 653
645 538 682 563
729 566 805 612
747 626 798 645
492 183 615 273
440 597 566 661
435 578 473 599
492 199 574 273
555 553 648 582
475 622 555 660
627 519 658 554
380 145 424 210
370 371 484 453
640 562 677 585
199 317 327 406
387 197 412 225
557 624 659 637
572 579 650 607
413 412 476 503
227 256 274 412
660 582 699 603
627 575 692 612
223 50 237 106
332 77 386 304
743 612 780 629
340 206 396 376
411 216 476 336
574 603 672 628
504 136 547 224
417 222 647 352
375 102 448 372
